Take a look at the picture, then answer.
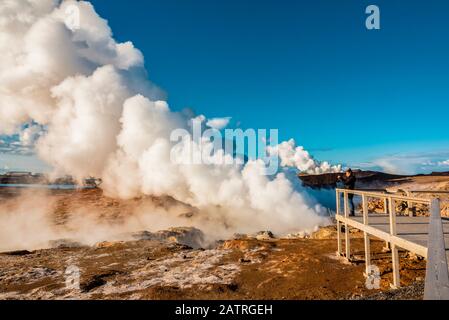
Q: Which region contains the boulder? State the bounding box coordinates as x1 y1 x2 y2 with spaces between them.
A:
129 231 155 241
221 240 252 251
406 251 424 261
232 233 248 240
48 239 84 249
311 226 336 239
94 241 125 249
285 231 308 239
153 227 205 249
255 231 275 241
119 227 205 249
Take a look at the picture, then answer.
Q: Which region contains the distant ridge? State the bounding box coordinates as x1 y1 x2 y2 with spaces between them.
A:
298 170 449 189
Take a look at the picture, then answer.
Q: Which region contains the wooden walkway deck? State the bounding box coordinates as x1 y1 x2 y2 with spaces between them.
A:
347 215 449 259
335 189 449 299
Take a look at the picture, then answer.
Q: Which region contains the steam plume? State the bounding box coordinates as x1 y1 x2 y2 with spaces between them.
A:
0 0 340 246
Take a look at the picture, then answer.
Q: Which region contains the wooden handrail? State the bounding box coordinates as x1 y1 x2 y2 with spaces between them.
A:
410 190 449 194
335 188 431 205
336 189 449 294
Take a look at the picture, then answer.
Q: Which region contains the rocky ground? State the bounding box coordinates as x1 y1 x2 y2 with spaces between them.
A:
361 175 449 216
2 175 446 300
0 223 427 300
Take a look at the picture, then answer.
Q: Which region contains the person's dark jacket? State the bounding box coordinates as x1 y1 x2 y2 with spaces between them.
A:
339 174 356 190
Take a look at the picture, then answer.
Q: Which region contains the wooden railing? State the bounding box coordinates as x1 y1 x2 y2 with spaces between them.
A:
335 188 445 292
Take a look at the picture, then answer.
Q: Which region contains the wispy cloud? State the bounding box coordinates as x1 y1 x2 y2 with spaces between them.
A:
352 150 449 175
206 117 232 130
0 137 35 156
0 124 44 156
437 159 449 166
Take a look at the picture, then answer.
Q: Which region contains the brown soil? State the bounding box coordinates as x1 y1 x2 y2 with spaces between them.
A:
0 188 427 300
0 229 426 300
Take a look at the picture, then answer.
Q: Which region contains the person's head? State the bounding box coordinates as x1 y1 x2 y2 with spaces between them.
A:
345 168 353 177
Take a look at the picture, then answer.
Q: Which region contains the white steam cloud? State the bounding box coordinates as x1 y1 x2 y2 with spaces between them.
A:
0 0 340 247
268 140 341 174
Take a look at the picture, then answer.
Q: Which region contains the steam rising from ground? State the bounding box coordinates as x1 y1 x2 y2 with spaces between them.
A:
268 140 341 174
0 190 213 252
0 0 339 250
0 188 326 252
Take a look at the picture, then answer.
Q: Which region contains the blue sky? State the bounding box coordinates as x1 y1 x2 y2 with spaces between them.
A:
2 0 449 174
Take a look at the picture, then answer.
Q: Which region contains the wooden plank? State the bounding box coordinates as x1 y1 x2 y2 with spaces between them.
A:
389 198 397 235
388 197 400 288
336 189 340 216
335 215 428 258
384 197 390 251
343 191 349 218
337 220 342 256
336 189 342 256
362 195 371 275
364 233 371 275
424 199 449 300
362 194 369 225
411 190 449 194
391 245 400 288
344 191 350 259
335 189 431 205
333 189 449 290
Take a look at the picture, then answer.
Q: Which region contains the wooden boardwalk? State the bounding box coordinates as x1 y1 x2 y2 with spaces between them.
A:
335 189 449 299
348 215 449 259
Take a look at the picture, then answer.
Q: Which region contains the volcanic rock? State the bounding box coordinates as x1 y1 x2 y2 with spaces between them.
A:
94 241 126 249
255 231 275 241
154 227 205 249
311 226 337 239
48 239 85 249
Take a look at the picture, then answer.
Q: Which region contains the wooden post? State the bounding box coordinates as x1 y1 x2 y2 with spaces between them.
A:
384 196 391 251
406 191 413 217
424 199 449 300
344 191 349 219
362 194 371 276
344 191 350 260
336 190 342 256
389 197 400 288
336 189 340 216
389 197 397 235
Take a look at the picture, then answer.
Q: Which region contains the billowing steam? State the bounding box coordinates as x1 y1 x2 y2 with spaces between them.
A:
0 0 340 249
268 140 341 174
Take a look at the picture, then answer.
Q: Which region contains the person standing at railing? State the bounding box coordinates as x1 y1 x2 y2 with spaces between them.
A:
337 168 356 216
